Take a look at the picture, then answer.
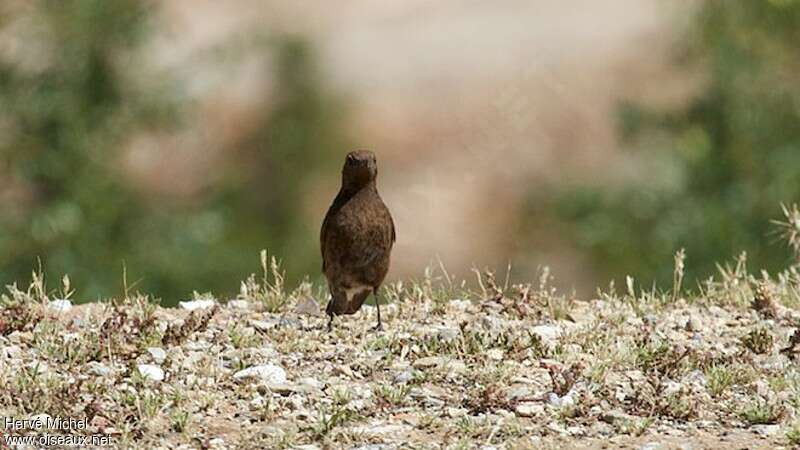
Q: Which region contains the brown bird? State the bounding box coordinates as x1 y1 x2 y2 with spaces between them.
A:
321 150 395 331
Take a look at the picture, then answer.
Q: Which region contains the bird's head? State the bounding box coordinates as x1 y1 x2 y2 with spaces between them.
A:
341 150 378 190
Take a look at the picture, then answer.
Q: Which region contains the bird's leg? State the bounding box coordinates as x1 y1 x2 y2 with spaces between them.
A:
327 313 334 332
371 287 383 331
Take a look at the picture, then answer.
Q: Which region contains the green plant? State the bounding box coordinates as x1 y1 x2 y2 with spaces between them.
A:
706 364 735 397
741 328 774 355
310 403 358 441
375 384 411 408
170 410 190 432
787 423 800 446
523 1 800 290
0 2 349 302
740 400 784 425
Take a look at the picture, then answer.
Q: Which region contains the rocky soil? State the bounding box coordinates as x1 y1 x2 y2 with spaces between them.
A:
2 266 800 449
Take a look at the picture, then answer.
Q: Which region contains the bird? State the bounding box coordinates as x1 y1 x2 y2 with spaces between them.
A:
321 150 395 331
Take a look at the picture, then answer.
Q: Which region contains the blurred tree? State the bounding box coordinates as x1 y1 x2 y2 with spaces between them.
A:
525 0 800 289
0 0 166 297
213 37 347 283
0 1 346 302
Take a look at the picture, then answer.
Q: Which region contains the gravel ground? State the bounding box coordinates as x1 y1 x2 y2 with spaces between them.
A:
2 263 800 449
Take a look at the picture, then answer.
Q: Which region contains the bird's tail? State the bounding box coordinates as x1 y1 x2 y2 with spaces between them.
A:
326 286 373 316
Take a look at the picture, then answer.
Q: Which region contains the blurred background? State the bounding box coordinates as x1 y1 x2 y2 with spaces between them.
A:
1 0 799 304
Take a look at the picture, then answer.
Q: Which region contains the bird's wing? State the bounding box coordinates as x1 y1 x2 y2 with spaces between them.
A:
320 198 341 273
351 206 395 269
320 213 330 272
390 211 396 244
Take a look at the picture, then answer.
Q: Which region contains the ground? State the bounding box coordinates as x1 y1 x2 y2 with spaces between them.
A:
2 259 800 449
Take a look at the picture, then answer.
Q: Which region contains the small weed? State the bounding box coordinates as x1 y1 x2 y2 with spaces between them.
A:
741 328 774 354
162 303 218 346
331 388 351 406
228 325 259 349
773 203 800 263
375 384 411 408
787 423 800 446
633 338 688 378
706 364 736 397
740 400 784 425
464 383 511 414
310 404 359 441
615 416 655 436
170 410 190 432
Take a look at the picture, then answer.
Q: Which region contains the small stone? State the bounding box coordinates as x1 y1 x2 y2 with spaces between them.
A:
233 364 287 384
29 414 51 429
566 425 584 436
683 370 706 387
7 331 32 344
662 380 682 396
2 345 21 359
249 396 268 410
506 385 531 401
227 300 250 309
349 423 411 436
27 362 49 374
530 325 562 346
639 443 662 450
752 424 780 436
394 368 414 384
480 316 504 334
487 349 504 361
269 383 316 395
294 297 322 316
413 356 444 369
754 379 771 397
449 299 472 310
560 391 577 408
298 377 324 390
447 407 467 418
251 319 277 331
240 327 256 337
686 316 702 332
601 409 636 425
89 415 110 430
147 347 167 365
179 299 216 311
288 396 305 410
335 364 355 378
515 402 544 417
266 383 293 395
546 421 568 434
436 327 460 341
444 360 467 376
137 364 164 382
47 299 72 313
86 362 113 377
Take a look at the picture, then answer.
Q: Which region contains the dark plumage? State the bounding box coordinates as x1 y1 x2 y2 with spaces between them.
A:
321 150 395 331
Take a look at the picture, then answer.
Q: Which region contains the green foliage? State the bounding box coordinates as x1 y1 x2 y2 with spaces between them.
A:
529 0 800 287
0 0 164 297
0 1 346 302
